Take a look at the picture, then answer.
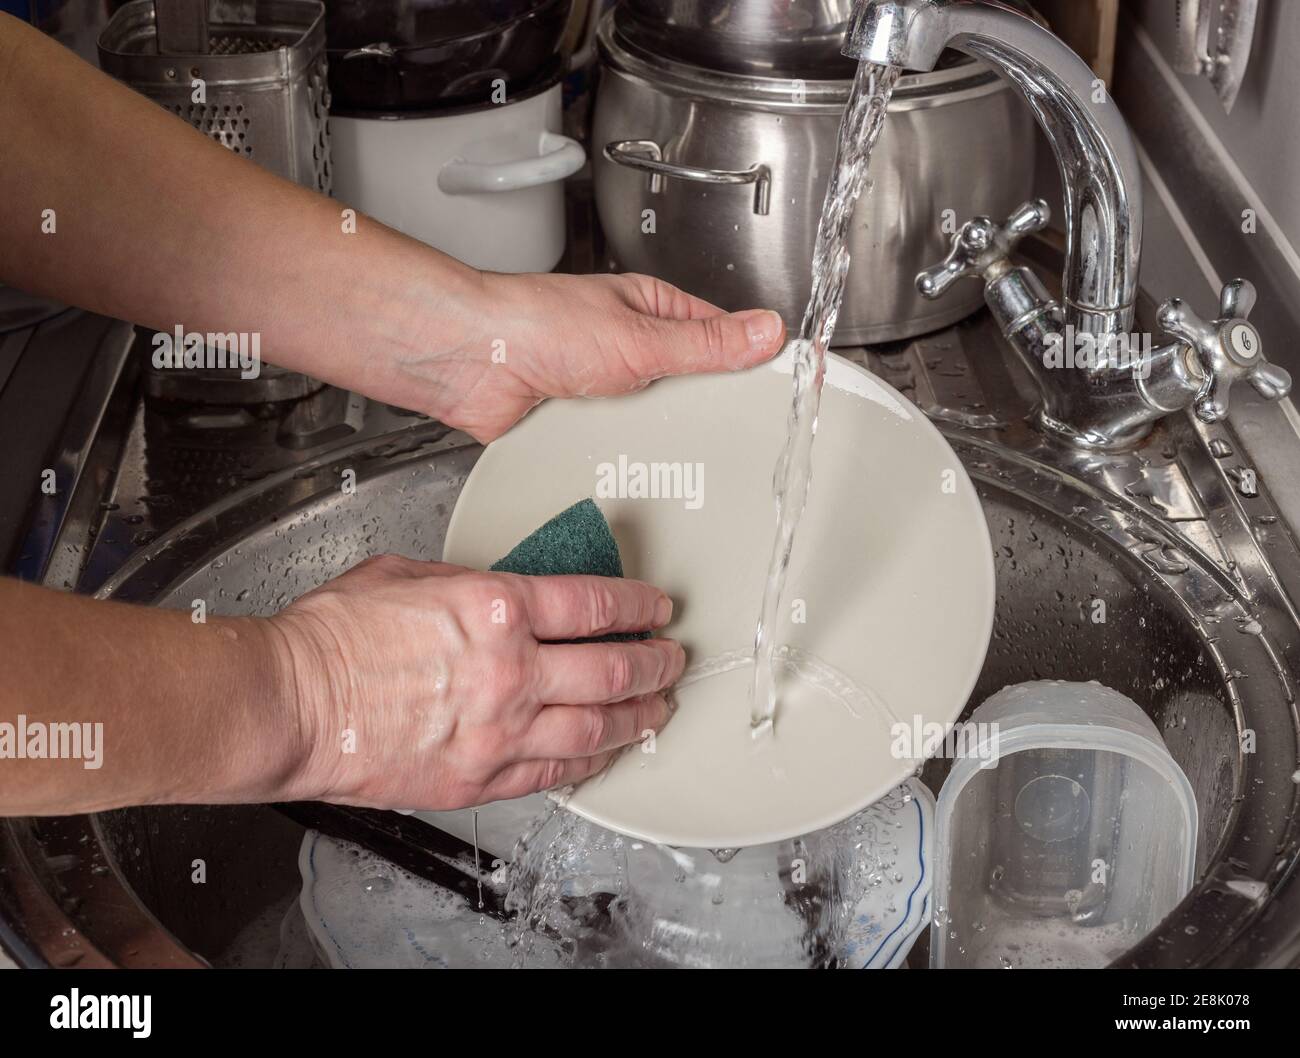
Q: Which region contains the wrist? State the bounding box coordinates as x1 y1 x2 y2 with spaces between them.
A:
379 249 493 425
414 266 511 429
239 614 320 803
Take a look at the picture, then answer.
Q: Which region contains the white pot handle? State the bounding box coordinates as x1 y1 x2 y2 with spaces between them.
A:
437 132 586 195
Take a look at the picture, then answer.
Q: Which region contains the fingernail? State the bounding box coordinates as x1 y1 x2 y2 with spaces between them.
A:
657 640 684 684
741 309 784 352
654 595 673 626
669 640 686 674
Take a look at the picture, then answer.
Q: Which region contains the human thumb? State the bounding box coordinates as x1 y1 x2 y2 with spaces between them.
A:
646 308 786 376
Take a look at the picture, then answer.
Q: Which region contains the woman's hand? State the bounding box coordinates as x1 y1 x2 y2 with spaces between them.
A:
412 272 787 442
267 554 682 810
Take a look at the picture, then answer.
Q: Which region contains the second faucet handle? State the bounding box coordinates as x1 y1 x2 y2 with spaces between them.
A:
915 199 1051 300
1157 279 1292 424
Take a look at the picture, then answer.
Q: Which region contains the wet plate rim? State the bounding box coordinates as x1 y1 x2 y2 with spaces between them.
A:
443 350 995 848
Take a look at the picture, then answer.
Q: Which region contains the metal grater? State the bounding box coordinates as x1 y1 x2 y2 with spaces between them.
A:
98 0 332 195
99 0 330 404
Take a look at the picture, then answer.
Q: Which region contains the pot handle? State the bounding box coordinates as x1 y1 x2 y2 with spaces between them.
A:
603 139 772 216
437 132 586 195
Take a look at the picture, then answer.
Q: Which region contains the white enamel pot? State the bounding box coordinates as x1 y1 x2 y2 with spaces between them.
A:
330 76 585 273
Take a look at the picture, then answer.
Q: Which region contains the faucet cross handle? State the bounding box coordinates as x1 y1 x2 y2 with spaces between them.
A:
915 199 1051 300
1156 279 1292 424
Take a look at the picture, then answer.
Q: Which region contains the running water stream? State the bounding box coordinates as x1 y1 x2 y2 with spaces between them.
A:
489 61 907 969
750 61 900 735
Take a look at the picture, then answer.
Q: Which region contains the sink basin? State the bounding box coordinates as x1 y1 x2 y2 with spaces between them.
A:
954 479 1234 875
9 241 1294 968
79 392 1292 966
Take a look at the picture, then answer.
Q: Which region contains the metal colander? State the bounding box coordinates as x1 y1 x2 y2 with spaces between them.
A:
98 0 332 195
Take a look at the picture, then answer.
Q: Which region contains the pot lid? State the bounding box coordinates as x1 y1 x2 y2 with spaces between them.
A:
323 0 571 115
598 11 1009 112
323 0 564 54
612 0 1043 81
328 54 564 119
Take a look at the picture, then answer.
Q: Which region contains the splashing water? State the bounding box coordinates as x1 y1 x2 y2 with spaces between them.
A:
500 787 917 968
750 62 901 735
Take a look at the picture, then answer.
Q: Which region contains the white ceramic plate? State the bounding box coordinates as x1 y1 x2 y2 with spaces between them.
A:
840 779 935 969
443 349 994 848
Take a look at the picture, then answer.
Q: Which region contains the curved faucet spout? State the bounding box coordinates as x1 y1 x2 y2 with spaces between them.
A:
844 0 1143 338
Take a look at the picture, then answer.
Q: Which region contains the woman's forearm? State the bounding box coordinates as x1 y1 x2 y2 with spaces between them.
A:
0 13 787 441
0 13 474 414
0 577 300 814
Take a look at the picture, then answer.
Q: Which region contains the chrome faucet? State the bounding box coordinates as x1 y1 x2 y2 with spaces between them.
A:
844 0 1291 447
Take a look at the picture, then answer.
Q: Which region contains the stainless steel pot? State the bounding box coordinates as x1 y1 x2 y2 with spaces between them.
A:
593 12 1036 344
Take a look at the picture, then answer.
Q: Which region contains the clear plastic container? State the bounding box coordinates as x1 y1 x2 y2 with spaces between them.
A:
931 680 1197 968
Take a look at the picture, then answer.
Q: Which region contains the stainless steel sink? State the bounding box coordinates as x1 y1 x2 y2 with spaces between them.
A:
5 246 1299 968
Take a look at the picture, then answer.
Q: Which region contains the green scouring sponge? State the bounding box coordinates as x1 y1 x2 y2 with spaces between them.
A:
491 498 648 642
